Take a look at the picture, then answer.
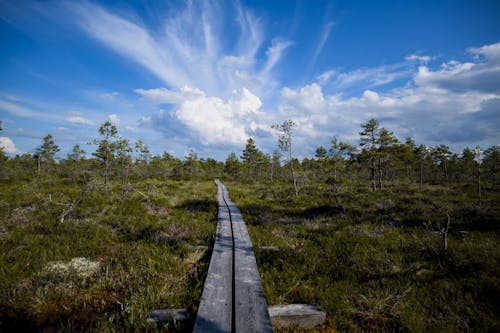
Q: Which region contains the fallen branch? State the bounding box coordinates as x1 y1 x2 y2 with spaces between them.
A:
57 185 92 223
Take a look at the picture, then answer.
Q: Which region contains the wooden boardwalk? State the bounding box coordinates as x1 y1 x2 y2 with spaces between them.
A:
193 180 273 333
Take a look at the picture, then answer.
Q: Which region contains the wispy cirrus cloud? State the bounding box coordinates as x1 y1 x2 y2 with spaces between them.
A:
66 1 289 98
66 115 94 126
310 21 335 68
66 1 291 149
320 63 412 94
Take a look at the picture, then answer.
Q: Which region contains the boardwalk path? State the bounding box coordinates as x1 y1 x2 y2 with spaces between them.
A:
193 180 273 333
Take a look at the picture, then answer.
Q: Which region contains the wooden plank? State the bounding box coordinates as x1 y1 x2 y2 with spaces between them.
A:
268 304 326 329
192 180 233 333
221 183 274 333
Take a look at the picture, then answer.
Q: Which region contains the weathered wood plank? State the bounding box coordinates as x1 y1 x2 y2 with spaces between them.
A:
220 183 274 333
192 181 233 333
194 180 273 333
268 304 326 329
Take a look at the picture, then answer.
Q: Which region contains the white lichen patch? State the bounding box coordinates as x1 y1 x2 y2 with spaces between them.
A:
46 257 100 278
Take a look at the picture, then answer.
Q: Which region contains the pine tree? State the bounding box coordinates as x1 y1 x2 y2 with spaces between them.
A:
92 121 118 184
116 138 132 198
241 137 264 178
35 134 60 174
68 144 85 162
272 120 298 197
377 127 398 189
225 152 241 178
359 119 379 191
329 137 356 203
431 145 452 179
315 146 327 159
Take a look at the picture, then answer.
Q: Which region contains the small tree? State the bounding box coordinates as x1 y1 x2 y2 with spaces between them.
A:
241 137 264 179
35 134 60 174
482 146 499 187
415 144 431 190
116 138 132 199
329 137 356 204
184 149 199 182
135 140 151 164
272 120 298 197
376 128 398 189
0 121 6 164
359 119 379 191
431 145 452 179
68 144 86 162
92 121 118 184
315 146 327 159
270 150 281 182
224 152 241 179
474 147 483 205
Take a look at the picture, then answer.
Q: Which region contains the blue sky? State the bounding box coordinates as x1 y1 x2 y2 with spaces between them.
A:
1 0 499 160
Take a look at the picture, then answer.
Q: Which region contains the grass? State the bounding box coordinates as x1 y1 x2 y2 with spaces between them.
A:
0 177 217 332
1 173 499 332
226 180 500 332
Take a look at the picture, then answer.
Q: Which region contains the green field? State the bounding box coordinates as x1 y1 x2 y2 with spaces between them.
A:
0 177 216 332
1 120 499 332
229 181 500 332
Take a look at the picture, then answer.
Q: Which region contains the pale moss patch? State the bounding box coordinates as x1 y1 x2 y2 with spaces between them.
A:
46 257 100 278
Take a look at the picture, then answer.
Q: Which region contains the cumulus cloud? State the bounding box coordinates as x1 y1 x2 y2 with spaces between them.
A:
278 42 500 155
415 42 500 94
0 136 18 153
282 84 326 114
136 86 265 146
65 1 294 151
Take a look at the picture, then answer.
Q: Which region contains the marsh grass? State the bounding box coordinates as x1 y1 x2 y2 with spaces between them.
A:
227 180 500 332
0 177 216 332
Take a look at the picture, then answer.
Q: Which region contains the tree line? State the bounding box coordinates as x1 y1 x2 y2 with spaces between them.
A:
0 119 498 199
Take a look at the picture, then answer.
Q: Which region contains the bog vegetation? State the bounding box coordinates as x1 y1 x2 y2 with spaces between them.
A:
0 119 498 332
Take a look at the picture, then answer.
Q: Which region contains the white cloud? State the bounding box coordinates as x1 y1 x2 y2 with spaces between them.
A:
415 42 500 94
468 42 500 64
282 84 326 114
0 99 39 118
67 1 290 100
277 43 500 156
108 114 121 125
310 21 335 68
68 2 192 89
99 91 119 101
66 116 93 126
135 86 204 104
362 90 380 103
405 54 432 64
136 86 264 146
261 40 293 75
327 63 411 91
316 70 336 85
0 136 18 153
